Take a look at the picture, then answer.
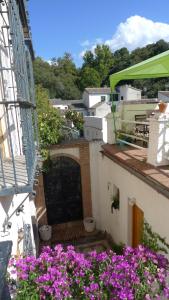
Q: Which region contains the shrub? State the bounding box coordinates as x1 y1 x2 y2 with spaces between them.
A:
9 245 169 300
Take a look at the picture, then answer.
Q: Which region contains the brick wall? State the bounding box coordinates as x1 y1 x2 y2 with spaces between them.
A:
49 140 92 219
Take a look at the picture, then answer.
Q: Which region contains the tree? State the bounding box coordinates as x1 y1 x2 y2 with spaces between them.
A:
36 84 50 112
94 45 114 82
33 57 57 98
81 45 114 86
78 67 101 91
51 53 81 99
65 110 84 131
35 85 64 158
34 39 169 100
82 51 95 68
111 47 130 73
54 52 77 76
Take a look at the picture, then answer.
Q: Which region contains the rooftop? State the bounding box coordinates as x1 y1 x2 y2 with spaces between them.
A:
121 98 159 105
50 99 83 106
117 85 142 92
84 87 111 95
90 102 108 109
102 144 169 198
158 91 169 98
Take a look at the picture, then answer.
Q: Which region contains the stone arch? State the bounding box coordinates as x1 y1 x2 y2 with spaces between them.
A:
48 142 92 221
50 153 80 166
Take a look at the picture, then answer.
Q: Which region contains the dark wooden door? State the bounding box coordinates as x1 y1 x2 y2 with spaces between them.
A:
43 157 83 225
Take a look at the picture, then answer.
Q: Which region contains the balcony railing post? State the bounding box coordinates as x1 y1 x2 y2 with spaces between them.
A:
5 105 18 188
0 147 6 187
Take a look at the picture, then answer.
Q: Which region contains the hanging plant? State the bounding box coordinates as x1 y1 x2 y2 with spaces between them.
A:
111 194 120 211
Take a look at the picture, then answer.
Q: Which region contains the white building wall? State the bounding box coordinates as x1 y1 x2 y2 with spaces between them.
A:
90 144 169 247
0 2 22 158
119 85 141 101
50 147 80 160
84 116 108 142
0 193 36 256
83 91 89 108
83 91 110 109
95 102 111 117
158 92 169 102
0 1 37 257
88 94 110 108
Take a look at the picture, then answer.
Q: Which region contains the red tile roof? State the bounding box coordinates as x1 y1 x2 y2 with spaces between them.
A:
102 144 169 198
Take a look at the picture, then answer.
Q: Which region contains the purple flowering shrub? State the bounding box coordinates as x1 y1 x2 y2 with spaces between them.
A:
9 245 169 300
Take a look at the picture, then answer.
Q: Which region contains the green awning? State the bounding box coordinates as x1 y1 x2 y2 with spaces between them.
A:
110 50 169 91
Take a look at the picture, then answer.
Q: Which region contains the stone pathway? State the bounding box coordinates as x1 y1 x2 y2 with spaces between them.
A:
39 221 112 254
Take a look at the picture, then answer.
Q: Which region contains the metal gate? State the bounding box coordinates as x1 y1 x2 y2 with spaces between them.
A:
43 156 83 225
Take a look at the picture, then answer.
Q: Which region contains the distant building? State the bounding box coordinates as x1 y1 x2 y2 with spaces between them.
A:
84 116 108 143
158 91 169 102
50 88 112 117
88 102 111 117
83 87 111 108
116 85 142 101
50 99 88 116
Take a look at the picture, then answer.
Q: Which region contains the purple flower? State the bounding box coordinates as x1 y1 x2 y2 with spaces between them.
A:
8 245 169 299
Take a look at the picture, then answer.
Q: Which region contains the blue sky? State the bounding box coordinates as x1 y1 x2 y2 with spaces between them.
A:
28 0 169 66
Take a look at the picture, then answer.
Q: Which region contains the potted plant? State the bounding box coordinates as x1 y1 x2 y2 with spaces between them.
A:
83 217 95 232
39 225 52 241
158 101 167 113
111 195 120 212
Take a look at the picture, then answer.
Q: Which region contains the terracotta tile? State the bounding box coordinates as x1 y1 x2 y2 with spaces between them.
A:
102 144 169 195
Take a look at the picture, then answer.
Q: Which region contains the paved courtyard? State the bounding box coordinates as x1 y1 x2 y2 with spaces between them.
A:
39 220 112 253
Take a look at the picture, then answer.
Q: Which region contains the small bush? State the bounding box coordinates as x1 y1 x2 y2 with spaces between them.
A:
9 245 169 300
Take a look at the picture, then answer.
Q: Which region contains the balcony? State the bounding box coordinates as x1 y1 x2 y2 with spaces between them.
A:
0 0 38 196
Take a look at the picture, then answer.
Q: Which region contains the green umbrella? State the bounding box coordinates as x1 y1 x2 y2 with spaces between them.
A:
110 50 169 91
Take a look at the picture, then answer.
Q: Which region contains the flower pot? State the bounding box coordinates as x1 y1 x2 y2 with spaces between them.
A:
39 225 52 241
83 217 95 233
158 102 167 113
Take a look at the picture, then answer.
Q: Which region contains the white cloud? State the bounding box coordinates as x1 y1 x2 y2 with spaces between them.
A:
80 40 90 47
105 16 169 51
47 60 53 65
95 38 103 44
79 49 88 58
79 16 169 58
79 37 103 58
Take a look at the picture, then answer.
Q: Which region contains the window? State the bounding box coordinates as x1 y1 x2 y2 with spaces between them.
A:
121 96 124 100
101 96 106 102
92 112 95 116
110 93 119 102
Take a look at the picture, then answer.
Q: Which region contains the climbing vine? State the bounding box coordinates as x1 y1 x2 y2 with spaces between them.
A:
142 220 169 254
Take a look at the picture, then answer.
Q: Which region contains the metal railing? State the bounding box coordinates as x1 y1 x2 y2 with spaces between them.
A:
116 118 150 149
0 0 38 195
23 223 33 256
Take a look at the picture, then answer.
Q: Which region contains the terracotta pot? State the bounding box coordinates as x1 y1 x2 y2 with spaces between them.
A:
158 102 167 113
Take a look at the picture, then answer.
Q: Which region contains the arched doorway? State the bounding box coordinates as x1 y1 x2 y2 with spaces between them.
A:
43 156 83 225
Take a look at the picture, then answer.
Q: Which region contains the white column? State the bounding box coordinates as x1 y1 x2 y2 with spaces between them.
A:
147 113 169 166
106 112 121 144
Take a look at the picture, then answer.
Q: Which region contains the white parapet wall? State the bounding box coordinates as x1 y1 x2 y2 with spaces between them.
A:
147 112 169 166
84 116 108 142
